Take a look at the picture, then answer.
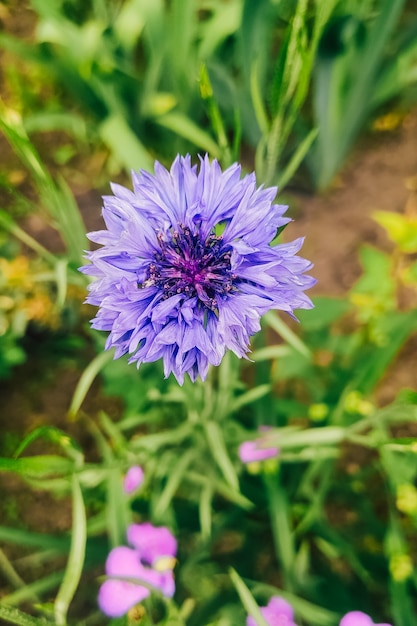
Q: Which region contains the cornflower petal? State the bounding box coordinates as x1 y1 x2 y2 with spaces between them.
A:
81 155 315 383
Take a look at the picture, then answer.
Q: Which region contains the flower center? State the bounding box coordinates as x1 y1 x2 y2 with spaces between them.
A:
141 224 237 310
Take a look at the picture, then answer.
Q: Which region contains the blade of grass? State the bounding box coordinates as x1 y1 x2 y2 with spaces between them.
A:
99 114 154 173
199 481 214 541
0 210 57 266
156 111 221 159
263 311 311 358
229 568 269 626
279 128 318 189
153 449 197 520
0 571 63 608
0 549 32 598
204 420 239 491
106 466 130 547
68 350 114 419
265 475 296 591
54 476 87 626
0 109 86 264
0 456 73 478
0 527 69 552
0 605 51 626
230 384 271 414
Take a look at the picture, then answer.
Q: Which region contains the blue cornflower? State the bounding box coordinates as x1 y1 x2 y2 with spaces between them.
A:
81 155 315 384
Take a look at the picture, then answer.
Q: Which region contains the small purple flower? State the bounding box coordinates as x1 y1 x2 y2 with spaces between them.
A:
239 429 279 464
98 523 177 618
340 611 392 626
123 466 144 494
247 596 297 626
81 155 315 384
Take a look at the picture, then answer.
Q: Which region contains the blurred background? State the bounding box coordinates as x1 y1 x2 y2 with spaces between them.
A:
1 1 417 625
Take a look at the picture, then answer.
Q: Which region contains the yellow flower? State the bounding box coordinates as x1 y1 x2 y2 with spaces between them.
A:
344 391 374 416
396 484 417 516
308 403 329 422
389 554 413 582
0 256 31 287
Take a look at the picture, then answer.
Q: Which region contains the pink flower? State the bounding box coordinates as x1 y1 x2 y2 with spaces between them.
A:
98 523 177 617
340 611 392 626
246 596 297 626
123 466 144 493
239 428 279 464
127 522 177 567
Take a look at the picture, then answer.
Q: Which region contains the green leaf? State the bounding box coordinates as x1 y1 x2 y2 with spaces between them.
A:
353 310 417 394
113 0 146 50
372 25 417 108
197 0 241 59
265 477 296 590
350 245 396 319
107 467 130 548
199 481 214 541
188 471 253 510
68 350 114 419
263 311 311 358
204 421 239 491
402 259 417 284
0 605 50 626
278 128 318 189
0 210 57 266
13 426 83 466
250 58 269 136
229 568 269 626
312 0 406 189
0 456 73 478
0 527 69 552
23 111 87 138
297 296 351 331
268 426 346 449
156 112 221 159
129 421 193 453
230 384 271 414
99 114 154 173
54 476 87 626
160 600 187 626
373 210 417 253
252 345 290 361
0 571 63 608
0 108 86 264
153 449 197 520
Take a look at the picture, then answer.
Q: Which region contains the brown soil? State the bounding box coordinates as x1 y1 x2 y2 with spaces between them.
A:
289 110 417 403
289 111 417 296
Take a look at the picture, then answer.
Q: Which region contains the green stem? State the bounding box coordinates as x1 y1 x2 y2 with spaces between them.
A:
265 473 296 592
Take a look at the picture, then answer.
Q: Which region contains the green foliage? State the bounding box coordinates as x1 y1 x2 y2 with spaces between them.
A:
1 2 417 625
3 0 417 188
310 0 417 189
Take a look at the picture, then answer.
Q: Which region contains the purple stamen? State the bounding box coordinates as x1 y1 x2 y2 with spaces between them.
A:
141 224 237 310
